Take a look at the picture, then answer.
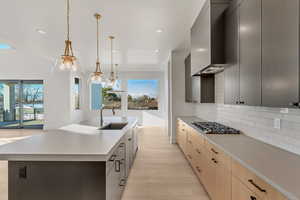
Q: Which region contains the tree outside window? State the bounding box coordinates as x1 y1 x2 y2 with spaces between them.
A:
127 80 158 110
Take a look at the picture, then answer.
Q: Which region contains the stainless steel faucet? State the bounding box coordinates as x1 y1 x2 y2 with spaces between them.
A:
100 108 104 127
100 107 116 127
112 107 116 116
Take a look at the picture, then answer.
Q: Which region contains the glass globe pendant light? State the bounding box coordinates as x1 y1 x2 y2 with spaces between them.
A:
89 13 104 84
56 0 78 72
106 36 117 88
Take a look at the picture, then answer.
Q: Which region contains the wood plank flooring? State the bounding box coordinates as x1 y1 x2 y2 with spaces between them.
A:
121 127 209 200
0 127 209 200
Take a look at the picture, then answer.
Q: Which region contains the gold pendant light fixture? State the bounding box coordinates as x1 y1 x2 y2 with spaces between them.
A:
89 13 104 83
57 0 78 71
106 36 117 88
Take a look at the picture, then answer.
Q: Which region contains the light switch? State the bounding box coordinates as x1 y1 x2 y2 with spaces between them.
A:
273 118 281 130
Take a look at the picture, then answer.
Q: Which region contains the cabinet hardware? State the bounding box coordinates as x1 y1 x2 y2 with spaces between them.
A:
291 102 300 107
19 166 27 179
250 196 257 200
211 148 219 154
119 179 126 187
188 140 192 144
196 149 201 154
188 154 192 159
248 179 266 193
115 160 121 172
211 158 218 164
119 143 125 147
128 138 132 141
109 155 116 162
196 166 202 173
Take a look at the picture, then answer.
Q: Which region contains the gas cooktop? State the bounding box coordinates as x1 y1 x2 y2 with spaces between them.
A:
192 122 240 135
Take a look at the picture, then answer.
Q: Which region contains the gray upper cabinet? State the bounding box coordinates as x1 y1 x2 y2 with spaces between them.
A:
191 0 229 75
261 0 299 107
224 4 239 105
191 0 211 75
239 0 262 106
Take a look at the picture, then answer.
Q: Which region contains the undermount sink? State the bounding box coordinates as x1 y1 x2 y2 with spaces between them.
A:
100 123 128 130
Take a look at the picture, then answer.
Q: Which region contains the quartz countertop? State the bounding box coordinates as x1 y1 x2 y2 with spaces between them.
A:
179 116 300 200
0 117 138 162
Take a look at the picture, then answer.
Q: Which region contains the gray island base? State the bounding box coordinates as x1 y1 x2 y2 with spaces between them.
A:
0 117 139 200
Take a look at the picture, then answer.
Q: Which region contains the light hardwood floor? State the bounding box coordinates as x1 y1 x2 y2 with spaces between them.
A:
0 127 209 200
122 127 210 200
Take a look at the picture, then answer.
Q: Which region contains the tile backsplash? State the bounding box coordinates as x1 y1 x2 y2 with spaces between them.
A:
194 72 300 155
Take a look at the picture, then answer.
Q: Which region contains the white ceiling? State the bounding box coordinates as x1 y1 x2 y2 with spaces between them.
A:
0 0 204 72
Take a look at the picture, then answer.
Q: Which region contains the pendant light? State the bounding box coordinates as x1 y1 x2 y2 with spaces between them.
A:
89 13 104 83
106 36 116 88
56 0 78 72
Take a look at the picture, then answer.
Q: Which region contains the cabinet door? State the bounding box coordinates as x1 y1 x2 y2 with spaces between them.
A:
232 176 262 200
201 155 216 199
261 0 299 107
185 54 193 103
215 162 231 200
191 0 211 75
225 5 240 105
239 0 262 106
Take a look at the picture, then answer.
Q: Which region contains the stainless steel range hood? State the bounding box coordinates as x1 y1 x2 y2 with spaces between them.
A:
191 0 230 75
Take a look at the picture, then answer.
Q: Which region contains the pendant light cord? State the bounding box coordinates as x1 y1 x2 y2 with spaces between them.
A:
97 17 99 63
67 0 70 41
111 37 113 72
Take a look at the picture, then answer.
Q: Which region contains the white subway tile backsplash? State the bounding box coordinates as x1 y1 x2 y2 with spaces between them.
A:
194 95 300 155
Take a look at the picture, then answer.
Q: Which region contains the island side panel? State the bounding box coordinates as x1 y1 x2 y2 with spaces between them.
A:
8 161 106 200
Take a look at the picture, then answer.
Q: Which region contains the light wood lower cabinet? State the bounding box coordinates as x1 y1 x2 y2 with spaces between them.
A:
232 176 262 200
176 119 287 200
176 120 187 154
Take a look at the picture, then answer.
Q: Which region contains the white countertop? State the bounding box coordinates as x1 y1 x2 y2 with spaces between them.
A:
0 117 138 162
179 116 300 200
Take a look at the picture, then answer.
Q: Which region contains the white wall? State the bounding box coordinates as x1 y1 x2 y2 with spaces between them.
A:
82 71 168 127
0 52 85 130
169 50 196 143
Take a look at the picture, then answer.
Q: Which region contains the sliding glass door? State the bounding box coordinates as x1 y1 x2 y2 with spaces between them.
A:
0 80 44 129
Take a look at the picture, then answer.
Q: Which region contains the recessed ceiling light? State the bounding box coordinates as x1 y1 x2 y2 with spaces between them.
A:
156 29 163 33
155 49 160 53
36 29 47 34
0 44 12 50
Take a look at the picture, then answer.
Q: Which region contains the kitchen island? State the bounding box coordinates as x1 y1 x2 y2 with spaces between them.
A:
0 117 139 200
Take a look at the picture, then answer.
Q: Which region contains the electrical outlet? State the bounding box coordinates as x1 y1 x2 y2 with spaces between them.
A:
274 118 281 130
280 108 289 114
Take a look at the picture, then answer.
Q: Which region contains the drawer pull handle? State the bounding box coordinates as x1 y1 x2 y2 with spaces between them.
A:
119 179 126 187
196 166 201 173
248 179 266 193
196 149 201 154
211 158 218 164
188 155 192 159
250 196 257 200
109 155 116 162
211 148 219 154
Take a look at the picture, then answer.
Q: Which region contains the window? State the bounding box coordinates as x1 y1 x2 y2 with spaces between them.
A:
74 78 80 110
102 80 121 109
0 80 44 129
127 80 159 110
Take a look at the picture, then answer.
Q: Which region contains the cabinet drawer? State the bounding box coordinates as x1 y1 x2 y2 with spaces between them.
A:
190 128 205 151
205 140 231 170
232 176 262 200
232 160 287 200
